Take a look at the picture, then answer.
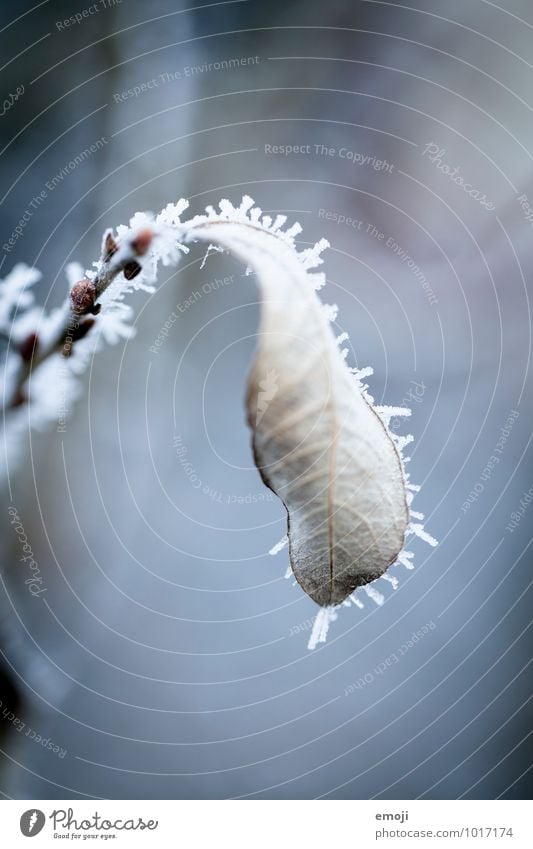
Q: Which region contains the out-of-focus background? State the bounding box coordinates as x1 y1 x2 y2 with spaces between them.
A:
0 0 531 800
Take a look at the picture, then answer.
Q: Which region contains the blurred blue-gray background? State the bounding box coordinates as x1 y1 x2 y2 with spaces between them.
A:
0 0 531 799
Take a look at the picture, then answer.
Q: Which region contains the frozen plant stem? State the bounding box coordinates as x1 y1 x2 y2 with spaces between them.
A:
2 228 153 411
0 196 436 647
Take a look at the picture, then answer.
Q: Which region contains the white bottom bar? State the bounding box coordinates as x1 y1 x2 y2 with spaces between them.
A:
0 799 531 847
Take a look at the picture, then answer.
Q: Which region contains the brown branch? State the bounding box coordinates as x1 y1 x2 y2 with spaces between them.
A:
2 227 154 412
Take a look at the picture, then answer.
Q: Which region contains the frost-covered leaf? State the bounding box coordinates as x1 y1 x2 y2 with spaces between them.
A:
180 202 410 606
1 196 432 637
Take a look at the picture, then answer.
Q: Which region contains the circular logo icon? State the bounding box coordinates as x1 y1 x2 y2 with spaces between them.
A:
20 810 46 837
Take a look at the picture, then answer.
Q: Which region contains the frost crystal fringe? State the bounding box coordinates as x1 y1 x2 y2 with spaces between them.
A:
308 606 338 651
1 196 436 647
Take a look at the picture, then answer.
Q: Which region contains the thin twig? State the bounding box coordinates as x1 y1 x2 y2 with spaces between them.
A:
1 227 154 412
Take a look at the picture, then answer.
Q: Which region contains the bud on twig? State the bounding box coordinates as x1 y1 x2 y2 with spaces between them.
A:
19 332 39 363
131 228 153 257
10 387 26 407
70 279 97 315
102 231 118 262
3 222 157 415
123 261 141 280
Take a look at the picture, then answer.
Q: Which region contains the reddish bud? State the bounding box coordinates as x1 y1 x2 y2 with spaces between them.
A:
70 279 96 314
123 261 141 280
19 332 39 362
103 231 118 262
131 228 153 257
11 388 26 408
